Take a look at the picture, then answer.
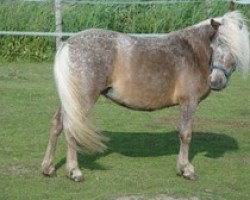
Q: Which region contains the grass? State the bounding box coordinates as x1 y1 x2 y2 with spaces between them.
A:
0 62 250 200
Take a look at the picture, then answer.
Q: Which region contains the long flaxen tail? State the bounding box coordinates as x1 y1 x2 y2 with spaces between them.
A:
53 43 107 154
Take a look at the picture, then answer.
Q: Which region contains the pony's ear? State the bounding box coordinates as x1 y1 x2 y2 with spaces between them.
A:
229 1 236 11
211 19 222 31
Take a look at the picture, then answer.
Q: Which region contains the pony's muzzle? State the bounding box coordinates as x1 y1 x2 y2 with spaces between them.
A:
209 72 228 91
210 78 224 90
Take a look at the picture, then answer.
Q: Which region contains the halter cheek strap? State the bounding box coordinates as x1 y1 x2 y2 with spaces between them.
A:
211 64 236 78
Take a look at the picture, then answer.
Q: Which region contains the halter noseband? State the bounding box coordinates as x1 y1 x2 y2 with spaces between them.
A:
211 64 236 79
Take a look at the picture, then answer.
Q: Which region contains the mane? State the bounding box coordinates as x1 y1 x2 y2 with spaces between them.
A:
218 11 250 74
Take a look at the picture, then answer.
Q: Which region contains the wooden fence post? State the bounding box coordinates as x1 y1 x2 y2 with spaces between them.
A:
55 0 62 50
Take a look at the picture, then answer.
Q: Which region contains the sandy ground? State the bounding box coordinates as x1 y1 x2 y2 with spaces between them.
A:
110 195 200 200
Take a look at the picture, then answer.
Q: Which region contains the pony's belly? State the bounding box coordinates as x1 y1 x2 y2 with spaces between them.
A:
102 85 176 111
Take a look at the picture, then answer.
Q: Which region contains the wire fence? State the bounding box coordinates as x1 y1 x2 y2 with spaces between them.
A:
0 0 249 61
0 0 249 38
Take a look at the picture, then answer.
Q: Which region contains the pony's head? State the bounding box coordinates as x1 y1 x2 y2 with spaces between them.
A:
209 11 250 90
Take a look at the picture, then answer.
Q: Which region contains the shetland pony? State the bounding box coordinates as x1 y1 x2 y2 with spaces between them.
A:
42 11 249 182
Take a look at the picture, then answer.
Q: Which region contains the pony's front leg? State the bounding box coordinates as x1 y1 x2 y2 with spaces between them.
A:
65 131 84 182
177 100 197 180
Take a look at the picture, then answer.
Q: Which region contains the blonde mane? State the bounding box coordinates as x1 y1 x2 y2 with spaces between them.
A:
218 11 250 74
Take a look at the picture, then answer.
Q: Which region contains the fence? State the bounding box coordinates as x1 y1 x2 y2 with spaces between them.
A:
0 0 249 61
0 1 248 39
0 1 246 39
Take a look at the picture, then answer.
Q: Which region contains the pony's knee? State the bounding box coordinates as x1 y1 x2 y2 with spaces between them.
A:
180 130 192 144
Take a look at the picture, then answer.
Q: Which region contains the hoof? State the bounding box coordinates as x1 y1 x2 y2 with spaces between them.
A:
177 163 197 180
68 169 84 182
182 171 198 180
42 165 56 177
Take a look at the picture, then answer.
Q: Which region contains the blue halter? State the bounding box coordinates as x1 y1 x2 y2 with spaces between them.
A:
211 64 236 79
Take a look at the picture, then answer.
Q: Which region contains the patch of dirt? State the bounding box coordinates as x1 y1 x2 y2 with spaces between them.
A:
110 195 199 200
110 195 143 200
8 164 29 174
194 117 249 129
150 116 250 130
149 116 178 130
242 156 250 166
236 108 250 117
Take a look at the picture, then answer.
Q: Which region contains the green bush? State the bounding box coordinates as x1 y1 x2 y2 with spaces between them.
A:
0 1 248 62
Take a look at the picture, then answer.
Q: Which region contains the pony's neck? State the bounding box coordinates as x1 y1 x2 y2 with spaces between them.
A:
184 24 214 59
186 24 214 47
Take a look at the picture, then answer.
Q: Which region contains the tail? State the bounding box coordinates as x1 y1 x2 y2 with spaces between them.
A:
54 43 107 154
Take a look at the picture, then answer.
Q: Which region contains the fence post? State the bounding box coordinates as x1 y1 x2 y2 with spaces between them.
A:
205 0 212 19
55 0 62 50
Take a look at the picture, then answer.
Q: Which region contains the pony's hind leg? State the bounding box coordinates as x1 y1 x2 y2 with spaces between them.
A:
65 130 83 182
64 98 97 182
42 107 63 176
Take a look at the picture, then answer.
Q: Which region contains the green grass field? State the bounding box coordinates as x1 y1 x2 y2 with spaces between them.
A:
0 62 250 200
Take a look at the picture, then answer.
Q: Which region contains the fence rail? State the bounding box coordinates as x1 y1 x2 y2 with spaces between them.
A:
0 30 167 38
0 31 75 37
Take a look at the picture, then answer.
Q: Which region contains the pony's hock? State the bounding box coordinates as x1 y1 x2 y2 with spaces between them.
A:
42 11 249 182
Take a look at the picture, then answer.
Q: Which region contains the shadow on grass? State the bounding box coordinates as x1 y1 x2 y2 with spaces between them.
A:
55 131 238 170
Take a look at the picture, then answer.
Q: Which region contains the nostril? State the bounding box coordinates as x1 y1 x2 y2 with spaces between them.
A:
215 78 222 85
211 80 217 87
218 78 223 85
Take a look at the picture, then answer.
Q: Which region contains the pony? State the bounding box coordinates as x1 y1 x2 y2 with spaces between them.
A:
42 11 249 182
